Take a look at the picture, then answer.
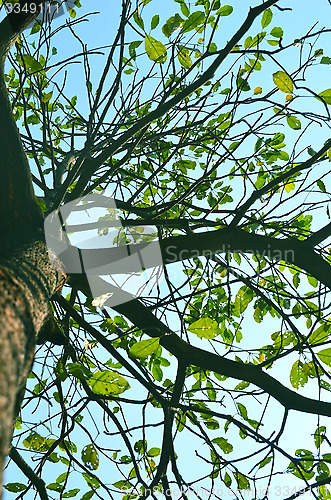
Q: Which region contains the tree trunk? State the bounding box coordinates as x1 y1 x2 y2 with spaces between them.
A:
0 2 65 493
0 237 63 493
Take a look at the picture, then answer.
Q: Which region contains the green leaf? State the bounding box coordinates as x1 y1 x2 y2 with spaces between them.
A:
317 348 331 366
177 45 192 68
286 115 301 130
67 362 91 381
88 370 130 396
145 36 167 63
162 14 183 37
113 480 132 490
62 489 80 498
244 32 266 49
178 0 189 17
129 40 143 59
290 360 308 389
187 318 220 339
68 8 76 18
273 71 293 93
234 287 253 315
261 8 273 28
47 482 64 492
133 11 144 30
314 426 326 448
258 456 272 469
237 402 248 419
309 324 330 345
23 431 46 451
217 5 233 16
224 472 232 486
152 363 163 381
4 483 27 493
56 472 69 484
270 27 283 38
147 447 161 457
54 359 68 382
21 54 43 73
234 472 250 490
317 179 326 192
151 15 160 30
287 449 315 480
293 273 300 288
41 91 53 103
82 444 99 471
82 473 100 490
212 437 233 454
129 338 160 359
234 380 250 390
181 11 205 33
316 89 331 104
30 21 42 35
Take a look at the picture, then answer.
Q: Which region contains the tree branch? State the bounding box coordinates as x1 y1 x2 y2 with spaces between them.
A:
230 140 331 227
9 447 48 500
71 275 331 418
64 226 331 290
57 0 279 202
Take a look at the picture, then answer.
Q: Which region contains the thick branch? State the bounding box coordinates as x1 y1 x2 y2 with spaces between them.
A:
64 227 331 289
71 275 331 418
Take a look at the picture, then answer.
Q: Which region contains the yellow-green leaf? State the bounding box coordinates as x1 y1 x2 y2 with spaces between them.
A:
181 11 205 33
177 46 192 68
273 71 293 93
290 360 308 389
284 181 295 193
316 88 331 104
261 8 273 28
69 7 76 18
309 324 330 345
88 370 130 395
145 36 167 63
270 26 283 38
286 115 301 130
217 5 233 16
254 86 262 95
41 91 53 103
188 318 220 339
82 444 99 471
21 54 43 73
317 348 331 366
129 338 160 359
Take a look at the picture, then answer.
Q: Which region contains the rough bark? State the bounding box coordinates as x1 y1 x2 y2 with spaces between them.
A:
0 238 62 490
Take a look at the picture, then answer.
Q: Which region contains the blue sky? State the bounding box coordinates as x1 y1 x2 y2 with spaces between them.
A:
4 1 331 499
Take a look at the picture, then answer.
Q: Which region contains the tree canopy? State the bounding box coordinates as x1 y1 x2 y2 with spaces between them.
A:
2 0 331 499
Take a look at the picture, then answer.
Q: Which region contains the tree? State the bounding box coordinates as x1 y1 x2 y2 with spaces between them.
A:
1 0 331 498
